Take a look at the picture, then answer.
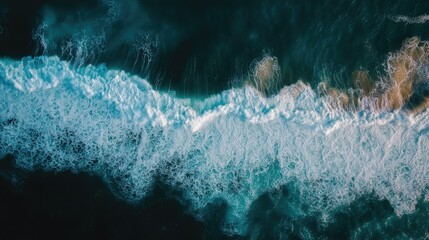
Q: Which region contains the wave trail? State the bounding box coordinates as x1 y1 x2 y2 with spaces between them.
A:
391 14 429 24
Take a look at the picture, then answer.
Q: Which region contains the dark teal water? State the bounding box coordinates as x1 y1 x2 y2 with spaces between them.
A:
1 157 428 239
1 0 429 239
2 0 429 95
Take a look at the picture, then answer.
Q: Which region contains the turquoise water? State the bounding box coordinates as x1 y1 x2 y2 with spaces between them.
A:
1 0 429 238
1 56 429 238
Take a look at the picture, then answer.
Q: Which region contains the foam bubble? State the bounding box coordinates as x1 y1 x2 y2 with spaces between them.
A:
1 56 429 234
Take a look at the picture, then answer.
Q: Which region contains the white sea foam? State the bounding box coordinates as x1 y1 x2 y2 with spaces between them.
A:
391 14 429 24
0 56 429 234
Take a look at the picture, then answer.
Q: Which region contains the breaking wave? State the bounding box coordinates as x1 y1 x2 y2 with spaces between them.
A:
1 52 429 234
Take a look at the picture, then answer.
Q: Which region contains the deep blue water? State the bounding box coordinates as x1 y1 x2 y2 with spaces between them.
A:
1 0 429 239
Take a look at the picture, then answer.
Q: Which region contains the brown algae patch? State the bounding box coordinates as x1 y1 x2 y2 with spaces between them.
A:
319 37 429 114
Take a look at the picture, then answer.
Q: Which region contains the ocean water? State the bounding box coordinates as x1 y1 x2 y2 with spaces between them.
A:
1 0 429 239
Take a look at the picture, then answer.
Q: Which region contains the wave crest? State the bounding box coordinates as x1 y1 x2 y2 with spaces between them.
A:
1 54 429 234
